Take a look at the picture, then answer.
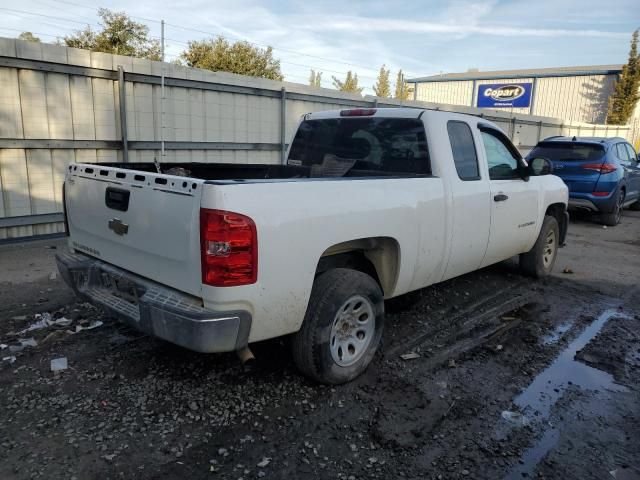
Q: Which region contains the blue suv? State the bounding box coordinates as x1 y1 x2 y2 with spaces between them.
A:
527 137 640 226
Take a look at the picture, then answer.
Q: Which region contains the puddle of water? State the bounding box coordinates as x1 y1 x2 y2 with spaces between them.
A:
503 308 630 479
504 428 560 480
516 308 628 419
540 321 574 346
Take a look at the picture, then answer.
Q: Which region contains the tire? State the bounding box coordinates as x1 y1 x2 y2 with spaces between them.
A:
600 190 624 226
520 215 560 279
291 268 384 384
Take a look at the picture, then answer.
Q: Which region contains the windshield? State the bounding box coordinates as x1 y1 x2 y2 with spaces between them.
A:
528 142 605 162
287 117 430 176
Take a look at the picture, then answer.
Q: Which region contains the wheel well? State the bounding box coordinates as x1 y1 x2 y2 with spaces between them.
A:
545 202 568 244
315 237 400 296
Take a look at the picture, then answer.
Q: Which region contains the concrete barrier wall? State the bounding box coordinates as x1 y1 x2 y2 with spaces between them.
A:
0 37 632 240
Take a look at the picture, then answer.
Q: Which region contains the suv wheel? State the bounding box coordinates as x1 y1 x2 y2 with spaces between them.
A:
291 268 384 384
520 215 559 278
601 190 624 226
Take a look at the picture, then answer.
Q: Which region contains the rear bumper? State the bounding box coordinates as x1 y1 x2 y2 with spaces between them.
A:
55 250 251 353
568 191 618 213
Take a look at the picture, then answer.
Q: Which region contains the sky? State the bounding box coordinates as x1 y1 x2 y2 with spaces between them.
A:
2 0 639 94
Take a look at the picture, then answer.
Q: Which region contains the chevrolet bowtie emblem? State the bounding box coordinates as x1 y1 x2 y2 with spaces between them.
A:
108 218 129 235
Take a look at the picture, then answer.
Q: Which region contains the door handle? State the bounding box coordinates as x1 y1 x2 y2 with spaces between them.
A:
494 193 509 202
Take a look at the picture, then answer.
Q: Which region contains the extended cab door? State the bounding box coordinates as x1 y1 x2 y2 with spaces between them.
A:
441 120 491 280
478 126 539 267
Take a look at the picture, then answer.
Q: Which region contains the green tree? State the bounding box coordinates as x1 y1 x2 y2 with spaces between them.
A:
332 71 363 94
373 65 391 98
18 32 41 43
309 69 322 87
394 69 412 100
607 29 640 125
64 9 160 60
181 37 283 81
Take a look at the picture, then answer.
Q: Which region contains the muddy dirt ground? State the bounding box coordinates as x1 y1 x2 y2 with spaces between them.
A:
1 211 639 480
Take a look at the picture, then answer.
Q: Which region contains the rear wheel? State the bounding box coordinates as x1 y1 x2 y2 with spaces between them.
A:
291 268 384 384
600 190 624 226
520 215 559 278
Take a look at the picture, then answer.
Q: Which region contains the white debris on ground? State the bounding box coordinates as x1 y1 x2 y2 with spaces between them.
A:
50 357 68 372
400 352 421 360
69 320 103 334
0 310 104 366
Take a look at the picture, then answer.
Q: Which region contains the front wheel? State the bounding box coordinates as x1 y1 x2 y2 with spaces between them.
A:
520 215 559 278
291 268 384 384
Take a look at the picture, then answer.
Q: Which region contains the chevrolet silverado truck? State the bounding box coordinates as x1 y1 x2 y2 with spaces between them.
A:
57 107 568 384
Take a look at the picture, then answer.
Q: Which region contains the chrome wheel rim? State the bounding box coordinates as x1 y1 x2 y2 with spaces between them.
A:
543 229 556 268
615 193 624 223
330 295 375 367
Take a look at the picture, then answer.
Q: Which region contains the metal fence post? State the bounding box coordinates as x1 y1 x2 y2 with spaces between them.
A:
280 87 286 164
536 121 542 143
118 66 129 163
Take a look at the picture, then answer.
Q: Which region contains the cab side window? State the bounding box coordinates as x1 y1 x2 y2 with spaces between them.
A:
447 121 480 180
480 130 520 180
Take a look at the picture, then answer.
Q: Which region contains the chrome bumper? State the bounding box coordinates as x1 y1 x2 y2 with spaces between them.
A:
55 250 251 353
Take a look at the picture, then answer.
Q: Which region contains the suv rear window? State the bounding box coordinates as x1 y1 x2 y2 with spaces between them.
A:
287 117 430 176
528 142 605 162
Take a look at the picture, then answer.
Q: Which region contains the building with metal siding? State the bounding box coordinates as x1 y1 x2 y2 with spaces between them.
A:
408 65 624 124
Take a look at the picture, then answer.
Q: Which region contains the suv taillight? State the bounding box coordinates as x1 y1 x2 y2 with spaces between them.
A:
200 209 257 287
582 163 616 174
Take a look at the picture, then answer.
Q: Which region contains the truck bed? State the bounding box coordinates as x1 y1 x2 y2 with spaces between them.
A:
97 162 432 182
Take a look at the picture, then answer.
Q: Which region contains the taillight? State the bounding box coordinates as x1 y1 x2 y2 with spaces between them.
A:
340 108 377 117
200 209 257 287
582 163 616 174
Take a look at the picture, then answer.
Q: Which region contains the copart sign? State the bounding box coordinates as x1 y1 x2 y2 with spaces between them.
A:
477 83 532 108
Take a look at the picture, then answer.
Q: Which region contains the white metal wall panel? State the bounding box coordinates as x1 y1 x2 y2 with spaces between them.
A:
0 148 33 238
19 70 49 138
533 75 616 123
416 81 473 107
46 73 73 139
92 78 117 140
0 68 23 138
69 76 95 140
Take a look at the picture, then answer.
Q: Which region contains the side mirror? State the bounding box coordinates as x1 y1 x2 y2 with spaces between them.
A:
529 157 553 176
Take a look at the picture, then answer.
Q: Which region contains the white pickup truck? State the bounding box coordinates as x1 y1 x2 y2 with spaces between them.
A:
57 107 568 383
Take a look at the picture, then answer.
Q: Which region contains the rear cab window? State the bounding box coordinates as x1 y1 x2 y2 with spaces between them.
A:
447 121 480 180
287 117 431 176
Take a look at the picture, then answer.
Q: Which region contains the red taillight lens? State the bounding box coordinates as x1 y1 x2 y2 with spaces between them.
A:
340 108 377 117
582 163 616 174
200 209 257 287
592 192 611 197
